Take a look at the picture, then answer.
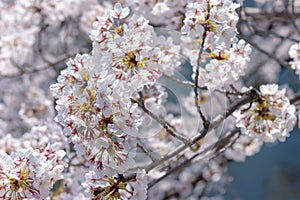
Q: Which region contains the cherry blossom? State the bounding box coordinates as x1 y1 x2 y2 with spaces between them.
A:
109 3 130 19
126 0 187 30
51 53 139 170
182 0 240 50
0 144 66 199
181 1 251 90
203 40 252 89
82 167 147 199
224 135 263 162
288 42 300 78
0 1 299 200
51 4 182 172
234 84 297 143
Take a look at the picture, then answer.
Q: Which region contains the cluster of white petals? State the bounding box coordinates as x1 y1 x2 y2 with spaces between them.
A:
83 167 147 199
182 0 240 50
0 2 38 75
126 0 187 30
51 53 139 170
0 123 67 155
0 144 66 199
288 42 300 78
180 0 251 90
202 40 252 89
51 5 181 194
0 0 299 199
234 84 297 143
225 134 263 162
0 0 86 69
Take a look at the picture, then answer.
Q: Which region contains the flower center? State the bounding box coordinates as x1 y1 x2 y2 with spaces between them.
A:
122 51 149 70
253 100 276 121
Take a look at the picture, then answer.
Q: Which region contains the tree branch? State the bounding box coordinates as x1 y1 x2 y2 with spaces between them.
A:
148 129 240 188
124 89 261 184
131 92 191 145
194 17 210 129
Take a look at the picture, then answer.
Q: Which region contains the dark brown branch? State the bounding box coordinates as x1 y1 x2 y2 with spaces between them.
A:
194 25 210 129
36 14 53 65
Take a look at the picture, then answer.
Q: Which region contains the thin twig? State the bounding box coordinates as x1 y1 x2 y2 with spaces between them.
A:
243 7 300 19
190 90 259 148
148 154 194 189
238 26 288 68
148 129 240 189
137 143 157 162
132 92 190 145
37 14 53 65
163 73 207 89
209 129 241 161
194 19 210 129
290 0 300 36
253 27 299 43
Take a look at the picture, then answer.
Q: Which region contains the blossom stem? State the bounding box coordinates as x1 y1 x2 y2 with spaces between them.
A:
136 143 157 162
194 17 210 129
163 73 207 89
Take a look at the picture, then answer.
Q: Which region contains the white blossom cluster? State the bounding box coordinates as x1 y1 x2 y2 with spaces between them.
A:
0 1 38 75
181 0 240 49
0 0 116 137
234 84 297 143
0 0 299 199
50 3 181 199
0 0 116 77
0 123 68 199
126 0 187 30
180 0 252 90
202 40 252 89
0 144 66 199
224 134 263 162
83 167 147 199
288 42 300 78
